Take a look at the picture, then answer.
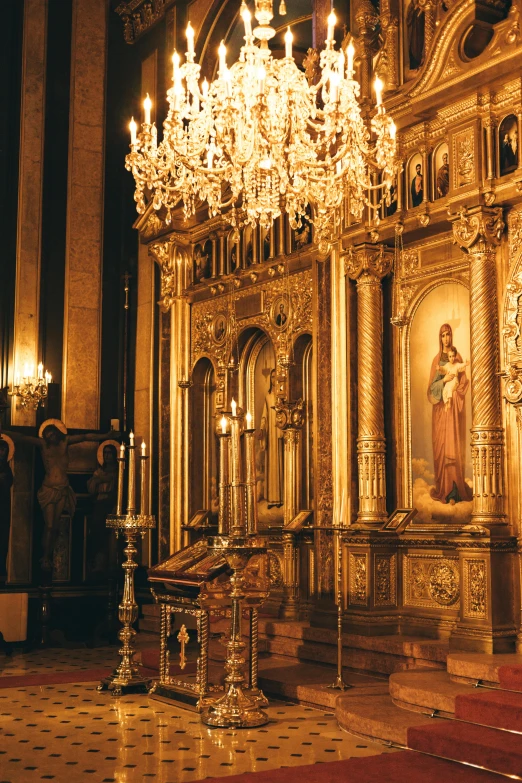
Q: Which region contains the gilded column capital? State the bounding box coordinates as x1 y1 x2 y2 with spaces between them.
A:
450 206 504 254
275 399 305 431
345 243 393 283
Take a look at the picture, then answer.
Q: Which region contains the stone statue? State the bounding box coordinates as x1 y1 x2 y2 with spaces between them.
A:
0 437 14 585
259 369 283 507
5 420 116 573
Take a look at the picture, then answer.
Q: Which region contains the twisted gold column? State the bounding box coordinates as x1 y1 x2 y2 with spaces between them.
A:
451 207 505 526
346 244 393 527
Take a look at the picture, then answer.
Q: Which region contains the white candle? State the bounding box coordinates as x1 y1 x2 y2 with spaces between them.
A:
285 27 293 59
223 68 232 97
231 398 237 417
186 21 194 56
246 411 252 428
202 78 209 99
327 11 336 42
338 49 344 76
221 415 227 434
129 117 137 144
141 440 146 457
120 443 125 458
172 50 180 81
143 93 152 124
37 363 43 379
347 41 354 74
218 41 227 74
390 120 396 140
129 431 135 447
242 7 252 38
47 372 52 384
374 76 383 106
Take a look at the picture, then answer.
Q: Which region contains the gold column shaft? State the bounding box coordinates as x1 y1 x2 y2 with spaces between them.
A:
283 428 301 524
451 207 505 526
346 245 392 527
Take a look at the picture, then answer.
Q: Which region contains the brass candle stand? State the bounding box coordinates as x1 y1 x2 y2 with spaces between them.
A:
328 526 351 691
99 436 156 696
201 536 269 728
201 403 269 728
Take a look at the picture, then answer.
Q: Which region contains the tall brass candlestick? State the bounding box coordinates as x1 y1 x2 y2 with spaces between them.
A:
217 426 231 535
117 444 125 515
140 452 149 515
127 444 136 514
244 418 258 536
229 412 245 537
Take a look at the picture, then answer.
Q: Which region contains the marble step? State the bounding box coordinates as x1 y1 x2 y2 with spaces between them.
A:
257 655 387 709
389 669 473 716
447 652 522 685
261 634 446 676
336 692 433 746
259 620 447 662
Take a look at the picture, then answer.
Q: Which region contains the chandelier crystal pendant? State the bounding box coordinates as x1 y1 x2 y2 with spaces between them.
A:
126 1 398 253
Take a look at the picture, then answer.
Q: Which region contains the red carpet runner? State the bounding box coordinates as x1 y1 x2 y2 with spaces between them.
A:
192 751 504 783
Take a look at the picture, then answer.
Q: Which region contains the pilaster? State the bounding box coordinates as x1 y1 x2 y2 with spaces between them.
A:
12 0 47 427
62 0 107 428
449 206 516 652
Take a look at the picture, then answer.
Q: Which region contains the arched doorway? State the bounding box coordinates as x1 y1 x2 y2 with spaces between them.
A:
189 357 218 519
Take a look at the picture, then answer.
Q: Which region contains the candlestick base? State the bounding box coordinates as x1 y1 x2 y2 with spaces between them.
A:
98 512 156 697
201 536 270 729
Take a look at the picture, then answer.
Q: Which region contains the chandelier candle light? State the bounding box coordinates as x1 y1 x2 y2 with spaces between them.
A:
9 363 52 410
125 1 397 252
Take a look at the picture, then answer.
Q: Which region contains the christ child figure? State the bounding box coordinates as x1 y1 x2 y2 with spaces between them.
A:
438 346 469 408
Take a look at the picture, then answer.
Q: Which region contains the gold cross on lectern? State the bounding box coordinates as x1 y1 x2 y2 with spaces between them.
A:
177 624 190 670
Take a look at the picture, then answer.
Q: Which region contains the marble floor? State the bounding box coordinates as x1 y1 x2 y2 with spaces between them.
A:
0 648 392 783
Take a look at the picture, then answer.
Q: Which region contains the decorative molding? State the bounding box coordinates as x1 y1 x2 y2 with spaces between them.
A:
349 553 368 606
374 553 397 607
115 0 170 44
463 558 488 619
404 554 460 610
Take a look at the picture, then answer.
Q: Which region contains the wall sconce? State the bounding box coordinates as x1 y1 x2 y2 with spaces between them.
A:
8 363 52 410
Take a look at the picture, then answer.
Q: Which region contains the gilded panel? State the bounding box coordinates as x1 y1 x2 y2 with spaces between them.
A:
463 558 488 619
403 554 460 609
374 553 397 607
190 269 313 368
349 553 368 606
451 126 476 190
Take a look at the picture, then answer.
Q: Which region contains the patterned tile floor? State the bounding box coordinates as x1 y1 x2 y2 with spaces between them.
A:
0 648 392 783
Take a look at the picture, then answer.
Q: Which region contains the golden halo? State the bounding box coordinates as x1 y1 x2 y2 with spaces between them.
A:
0 434 15 462
38 418 67 439
97 439 120 466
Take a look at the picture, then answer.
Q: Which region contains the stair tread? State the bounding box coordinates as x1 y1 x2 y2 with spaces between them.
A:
447 652 522 683
337 692 433 745
389 669 473 715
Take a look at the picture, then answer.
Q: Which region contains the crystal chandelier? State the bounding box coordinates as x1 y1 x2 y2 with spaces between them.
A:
126 1 397 253
8 363 52 410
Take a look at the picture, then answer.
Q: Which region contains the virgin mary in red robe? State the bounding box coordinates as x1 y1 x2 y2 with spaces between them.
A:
427 323 472 504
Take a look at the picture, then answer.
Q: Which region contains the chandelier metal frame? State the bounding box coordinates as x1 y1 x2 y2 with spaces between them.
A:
126 1 398 253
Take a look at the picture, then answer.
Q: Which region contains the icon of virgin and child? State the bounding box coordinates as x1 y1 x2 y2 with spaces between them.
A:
427 323 473 506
